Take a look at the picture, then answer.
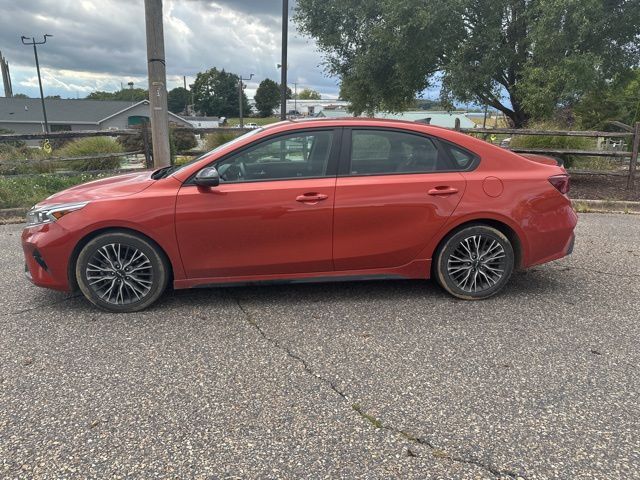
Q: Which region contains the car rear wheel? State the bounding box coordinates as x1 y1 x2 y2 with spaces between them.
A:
75 232 169 312
435 225 514 300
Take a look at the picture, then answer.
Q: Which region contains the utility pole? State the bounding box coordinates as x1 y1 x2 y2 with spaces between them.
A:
238 74 254 128
21 35 52 133
0 51 13 97
294 82 297 115
280 0 288 120
144 0 171 168
183 76 189 115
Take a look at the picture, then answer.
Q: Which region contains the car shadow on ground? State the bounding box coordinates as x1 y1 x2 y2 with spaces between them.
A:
23 266 566 317
155 267 566 310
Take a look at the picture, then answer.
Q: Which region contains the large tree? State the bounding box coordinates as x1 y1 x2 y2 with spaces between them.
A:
574 69 640 129
192 68 249 118
167 87 190 114
86 88 148 102
254 79 281 117
297 88 321 100
296 0 640 127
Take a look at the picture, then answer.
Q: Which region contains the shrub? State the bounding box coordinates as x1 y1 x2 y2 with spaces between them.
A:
205 131 241 150
509 121 596 168
171 129 198 152
0 128 26 148
0 173 105 209
57 137 124 171
0 144 54 175
117 129 144 152
117 128 197 164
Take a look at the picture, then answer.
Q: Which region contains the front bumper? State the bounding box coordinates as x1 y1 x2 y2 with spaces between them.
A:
22 223 75 292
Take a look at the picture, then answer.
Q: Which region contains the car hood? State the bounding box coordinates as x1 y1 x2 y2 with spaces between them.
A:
38 170 155 206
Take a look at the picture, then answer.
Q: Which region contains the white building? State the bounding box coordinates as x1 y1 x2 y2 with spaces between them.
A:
181 116 222 129
316 109 477 129
284 99 350 116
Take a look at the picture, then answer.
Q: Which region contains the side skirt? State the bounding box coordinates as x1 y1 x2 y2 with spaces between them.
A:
173 259 432 290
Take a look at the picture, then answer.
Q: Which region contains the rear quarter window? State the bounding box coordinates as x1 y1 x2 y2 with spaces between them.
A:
443 143 477 170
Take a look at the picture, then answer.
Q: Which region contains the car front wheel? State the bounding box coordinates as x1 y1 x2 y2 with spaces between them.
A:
75 231 169 312
435 225 514 300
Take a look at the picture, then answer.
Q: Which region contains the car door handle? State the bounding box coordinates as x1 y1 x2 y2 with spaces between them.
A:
428 186 459 196
296 193 329 203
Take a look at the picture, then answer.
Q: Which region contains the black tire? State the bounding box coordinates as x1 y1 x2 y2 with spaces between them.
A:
435 225 514 300
75 231 169 312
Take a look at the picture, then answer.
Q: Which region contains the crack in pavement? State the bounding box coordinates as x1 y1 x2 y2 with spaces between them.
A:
549 264 640 279
0 294 80 317
231 294 527 479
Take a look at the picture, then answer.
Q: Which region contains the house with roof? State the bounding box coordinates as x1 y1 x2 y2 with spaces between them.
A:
0 97 191 135
315 109 477 129
373 111 476 128
181 115 222 129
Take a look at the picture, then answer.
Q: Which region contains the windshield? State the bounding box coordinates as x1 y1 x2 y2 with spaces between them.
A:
154 128 264 179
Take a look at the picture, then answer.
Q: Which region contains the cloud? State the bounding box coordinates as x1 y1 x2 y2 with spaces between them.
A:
0 0 338 99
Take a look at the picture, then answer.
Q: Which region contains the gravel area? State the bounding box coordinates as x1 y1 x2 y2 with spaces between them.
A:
570 173 640 201
1 214 639 479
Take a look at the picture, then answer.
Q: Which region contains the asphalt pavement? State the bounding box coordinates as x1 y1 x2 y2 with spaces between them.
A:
1 213 639 479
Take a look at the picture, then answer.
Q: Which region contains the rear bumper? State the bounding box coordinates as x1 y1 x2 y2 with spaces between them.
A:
525 205 577 267
565 232 575 256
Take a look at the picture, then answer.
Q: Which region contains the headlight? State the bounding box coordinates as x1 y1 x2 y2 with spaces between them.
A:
25 201 89 227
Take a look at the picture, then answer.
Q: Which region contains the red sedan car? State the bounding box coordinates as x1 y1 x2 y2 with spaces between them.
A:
22 119 577 312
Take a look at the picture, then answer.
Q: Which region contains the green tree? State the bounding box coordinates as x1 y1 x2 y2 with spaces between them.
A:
13 93 29 98
254 79 281 117
297 88 321 100
86 88 148 102
296 0 640 127
167 87 190 114
574 69 640 129
192 68 249 118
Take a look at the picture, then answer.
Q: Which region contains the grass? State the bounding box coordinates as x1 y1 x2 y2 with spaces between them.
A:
568 156 618 171
57 137 123 171
204 131 243 150
225 117 280 126
352 404 383 429
0 173 106 209
1 137 124 174
509 121 596 168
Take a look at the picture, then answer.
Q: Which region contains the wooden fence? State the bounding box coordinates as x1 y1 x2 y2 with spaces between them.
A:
0 125 252 173
453 121 639 189
1 122 638 188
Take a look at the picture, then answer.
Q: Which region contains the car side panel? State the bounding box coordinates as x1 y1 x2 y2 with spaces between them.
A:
417 167 577 269
333 173 467 270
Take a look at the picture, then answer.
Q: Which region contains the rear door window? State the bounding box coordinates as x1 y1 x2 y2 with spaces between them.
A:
349 130 447 175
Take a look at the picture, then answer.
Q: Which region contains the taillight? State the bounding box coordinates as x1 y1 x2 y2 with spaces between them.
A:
548 174 570 194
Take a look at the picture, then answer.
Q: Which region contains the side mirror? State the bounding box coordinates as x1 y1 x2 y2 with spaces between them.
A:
194 166 220 187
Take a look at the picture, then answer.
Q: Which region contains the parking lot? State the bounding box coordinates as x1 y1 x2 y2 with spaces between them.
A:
1 213 639 479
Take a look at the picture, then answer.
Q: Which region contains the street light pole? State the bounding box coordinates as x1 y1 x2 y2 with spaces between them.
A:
21 35 52 134
238 74 254 128
280 0 288 120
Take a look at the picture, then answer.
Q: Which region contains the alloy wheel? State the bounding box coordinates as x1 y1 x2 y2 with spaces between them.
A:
85 243 154 305
446 234 506 293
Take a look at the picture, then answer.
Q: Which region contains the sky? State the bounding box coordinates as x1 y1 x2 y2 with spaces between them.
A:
0 0 348 100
